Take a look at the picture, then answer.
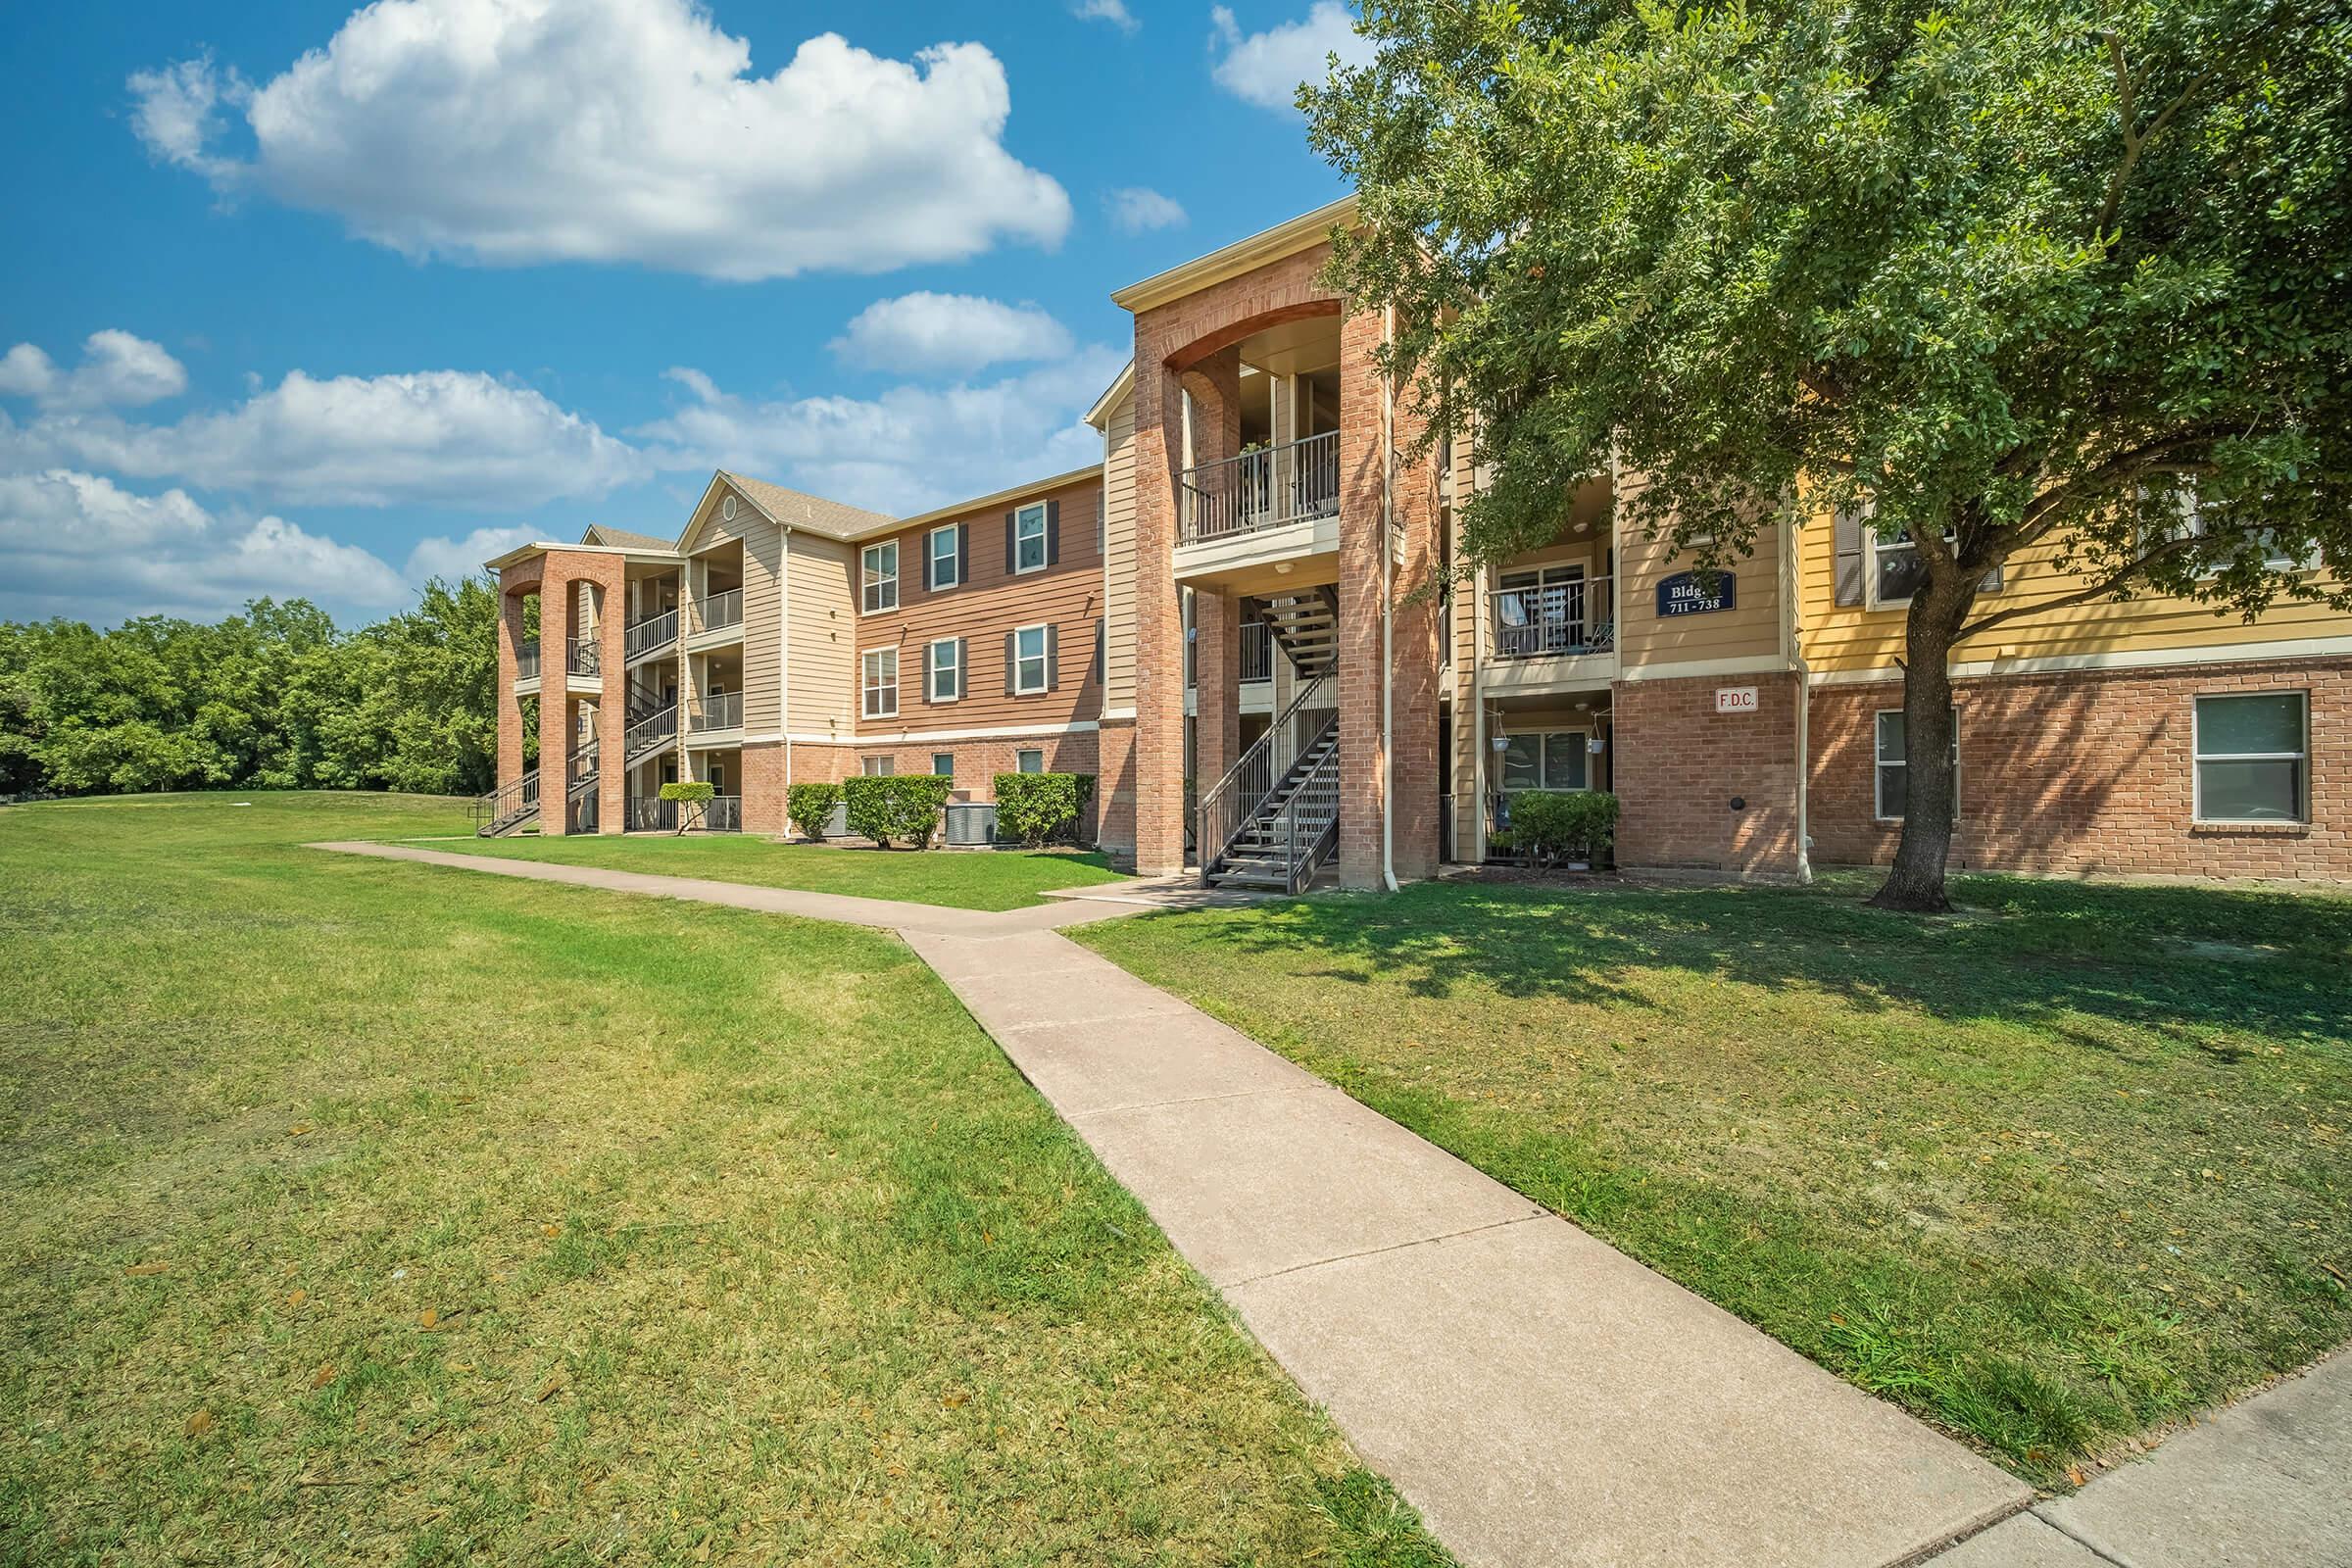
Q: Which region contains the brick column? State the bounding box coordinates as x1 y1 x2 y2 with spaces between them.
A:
596 573 625 834
1132 342 1188 876
1387 354 1444 881
1195 589 1242 790
539 572 577 836
496 576 531 791
1336 309 1390 888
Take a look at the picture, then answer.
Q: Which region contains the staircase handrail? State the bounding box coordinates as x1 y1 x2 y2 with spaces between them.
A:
1274 742 1343 894
624 702 677 758
471 768 540 833
1196 668 1333 877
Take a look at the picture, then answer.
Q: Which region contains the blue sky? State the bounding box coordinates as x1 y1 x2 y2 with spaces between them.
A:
0 0 1369 625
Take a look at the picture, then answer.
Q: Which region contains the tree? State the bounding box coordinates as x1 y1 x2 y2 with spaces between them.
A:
1306 0 2352 909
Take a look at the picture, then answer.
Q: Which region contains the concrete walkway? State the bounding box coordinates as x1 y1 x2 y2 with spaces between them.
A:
312 842 2341 1567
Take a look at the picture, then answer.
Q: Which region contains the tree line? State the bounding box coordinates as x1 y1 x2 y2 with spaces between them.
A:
0 580 531 803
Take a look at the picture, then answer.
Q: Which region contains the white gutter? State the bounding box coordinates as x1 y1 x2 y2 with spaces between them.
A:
1380 304 1398 893
781 525 795 791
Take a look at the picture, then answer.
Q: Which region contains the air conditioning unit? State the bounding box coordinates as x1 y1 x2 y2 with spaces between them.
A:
944 803 998 847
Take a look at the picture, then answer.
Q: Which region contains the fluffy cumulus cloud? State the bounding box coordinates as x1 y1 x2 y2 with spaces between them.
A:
402 524 542 584
1105 186 1188 234
829 294 1075 377
126 0 1071 280
635 346 1128 516
1208 2 1374 110
0 468 409 622
3 364 644 510
1072 0 1141 33
0 330 188 412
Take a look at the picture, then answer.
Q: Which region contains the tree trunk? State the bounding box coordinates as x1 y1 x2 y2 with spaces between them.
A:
1867 582 1971 913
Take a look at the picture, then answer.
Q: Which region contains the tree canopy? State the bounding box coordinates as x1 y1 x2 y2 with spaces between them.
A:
1307 0 2351 906
0 580 521 802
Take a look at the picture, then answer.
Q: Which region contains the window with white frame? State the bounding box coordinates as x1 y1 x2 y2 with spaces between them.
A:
1012 623 1050 694
1499 731 1589 793
2194 693 2307 822
1875 709 1960 820
861 755 894 777
2153 483 2318 575
926 525 960 591
1016 748 1045 774
861 647 898 718
861 541 899 613
931 752 955 780
926 638 961 702
1869 527 2000 607
1013 503 1048 574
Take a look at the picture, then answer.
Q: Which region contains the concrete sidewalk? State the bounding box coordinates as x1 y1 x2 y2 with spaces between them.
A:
314 842 2339 1567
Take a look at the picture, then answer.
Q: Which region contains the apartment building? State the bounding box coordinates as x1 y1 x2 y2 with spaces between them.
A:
481 197 2346 886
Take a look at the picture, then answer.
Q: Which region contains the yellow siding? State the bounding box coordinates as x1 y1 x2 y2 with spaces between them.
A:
1102 391 1140 711
1614 475 1788 671
785 533 857 735
1795 506 2346 676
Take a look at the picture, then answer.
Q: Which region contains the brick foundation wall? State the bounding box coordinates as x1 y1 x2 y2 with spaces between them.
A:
740 741 785 836
1097 718 1137 860
1613 671 1807 878
1807 657 2351 880
840 731 1102 802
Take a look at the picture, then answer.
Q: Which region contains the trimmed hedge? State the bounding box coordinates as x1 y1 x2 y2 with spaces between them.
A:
842 773 953 850
658 780 714 804
993 772 1095 847
1508 790 1619 864
786 781 840 842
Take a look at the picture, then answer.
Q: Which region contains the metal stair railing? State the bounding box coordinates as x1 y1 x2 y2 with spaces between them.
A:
1196 668 1334 883
471 769 541 835
1272 742 1342 893
624 703 677 762
623 607 678 662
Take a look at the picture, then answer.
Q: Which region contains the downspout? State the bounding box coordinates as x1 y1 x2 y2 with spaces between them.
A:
782 524 795 792
1380 304 1398 893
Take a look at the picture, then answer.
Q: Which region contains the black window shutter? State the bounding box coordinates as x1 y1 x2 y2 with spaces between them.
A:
1093 617 1104 682
1833 505 1866 606
1004 512 1016 575
956 522 970 586
1046 499 1061 566
1046 623 1059 689
1004 630 1016 695
956 637 967 699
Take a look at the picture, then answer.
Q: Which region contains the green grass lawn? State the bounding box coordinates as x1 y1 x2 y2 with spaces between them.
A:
1077 871 2352 1486
0 793 1446 1567
424 828 1130 912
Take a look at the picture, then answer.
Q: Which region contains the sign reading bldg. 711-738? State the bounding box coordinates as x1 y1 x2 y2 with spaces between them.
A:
1656 570 1736 616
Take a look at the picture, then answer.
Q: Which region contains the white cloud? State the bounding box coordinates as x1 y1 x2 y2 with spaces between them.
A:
404 524 540 583
129 0 1071 280
0 331 188 412
0 468 408 622
5 368 645 510
829 294 1075 376
1208 2 1373 111
1073 0 1142 33
635 346 1127 515
1105 186 1188 233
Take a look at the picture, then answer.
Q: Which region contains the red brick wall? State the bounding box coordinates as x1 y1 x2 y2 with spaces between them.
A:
1097 717 1137 861
496 573 534 790
1613 671 1807 877
843 731 1101 800
1808 658 2351 879
534 551 627 836
740 741 785 836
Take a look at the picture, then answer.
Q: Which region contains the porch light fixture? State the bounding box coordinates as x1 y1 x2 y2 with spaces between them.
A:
1274 561 1295 574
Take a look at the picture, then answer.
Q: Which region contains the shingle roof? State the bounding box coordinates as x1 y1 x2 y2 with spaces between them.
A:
719 470 899 541
580 524 679 551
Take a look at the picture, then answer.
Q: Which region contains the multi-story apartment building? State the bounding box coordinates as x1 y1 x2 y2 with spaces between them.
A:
482 197 2346 886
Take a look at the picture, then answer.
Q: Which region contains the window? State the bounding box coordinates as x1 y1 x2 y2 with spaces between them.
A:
2156 484 2318 575
1499 732 1589 793
1013 503 1048 574
926 638 961 703
861 647 898 718
931 752 956 780
1496 565 1597 657
1875 709 1960 820
1870 522 2001 606
1012 623 1050 695
1016 749 1045 774
861 755 894 777
2194 693 2307 822
861 541 898 613
926 525 960 591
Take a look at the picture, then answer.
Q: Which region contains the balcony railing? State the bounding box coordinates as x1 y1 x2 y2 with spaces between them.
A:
1179 429 1341 546
1241 621 1273 683
689 691 742 733
624 702 677 760
692 588 743 636
1494 576 1616 660
624 796 676 833
566 635 601 676
706 796 743 833
514 643 541 680
624 607 678 662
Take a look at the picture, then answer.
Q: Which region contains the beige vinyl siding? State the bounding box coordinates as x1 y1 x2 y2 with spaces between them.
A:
1614 473 1788 670
1102 390 1140 710
689 483 783 732
785 532 857 735
1796 499 2346 676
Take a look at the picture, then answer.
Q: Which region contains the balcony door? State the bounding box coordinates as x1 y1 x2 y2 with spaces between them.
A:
1498 565 1589 658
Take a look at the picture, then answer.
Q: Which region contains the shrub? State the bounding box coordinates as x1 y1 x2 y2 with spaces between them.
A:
841 773 953 850
1508 790 1619 865
658 780 714 804
786 781 840 842
993 772 1095 847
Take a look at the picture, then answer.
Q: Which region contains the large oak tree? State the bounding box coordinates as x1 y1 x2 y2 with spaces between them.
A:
1305 0 2351 909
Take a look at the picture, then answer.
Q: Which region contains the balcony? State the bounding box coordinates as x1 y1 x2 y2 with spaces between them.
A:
688 691 742 736
514 642 541 685
1174 430 1344 588
624 607 678 663
1486 576 1618 692
566 635 602 678
1241 620 1274 684
689 588 743 645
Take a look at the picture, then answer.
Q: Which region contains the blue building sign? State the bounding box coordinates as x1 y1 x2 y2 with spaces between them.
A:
1656 570 1736 616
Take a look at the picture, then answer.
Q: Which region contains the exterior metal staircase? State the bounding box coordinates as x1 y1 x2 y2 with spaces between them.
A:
471 771 541 836
624 703 677 767
1198 669 1342 893
1254 586 1338 677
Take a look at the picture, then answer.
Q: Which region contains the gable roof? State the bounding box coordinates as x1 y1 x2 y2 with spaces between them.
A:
718 470 898 541
580 523 677 552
